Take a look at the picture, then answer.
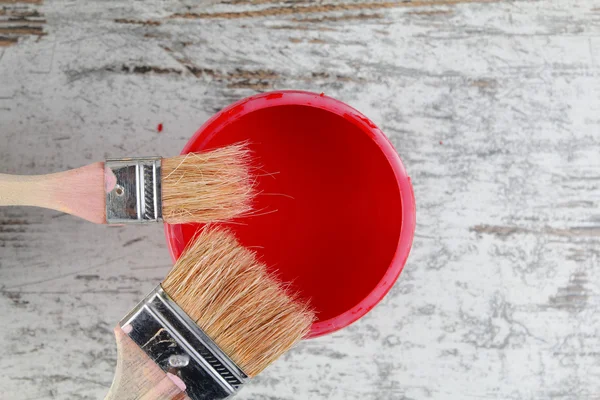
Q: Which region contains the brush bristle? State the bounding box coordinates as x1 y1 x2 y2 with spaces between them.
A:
161 144 254 224
161 227 314 377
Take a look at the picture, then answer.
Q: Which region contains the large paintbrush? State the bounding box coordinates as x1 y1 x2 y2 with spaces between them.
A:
106 227 314 400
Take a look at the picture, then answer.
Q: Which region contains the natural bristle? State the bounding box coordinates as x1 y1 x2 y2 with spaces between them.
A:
161 227 314 377
161 144 254 224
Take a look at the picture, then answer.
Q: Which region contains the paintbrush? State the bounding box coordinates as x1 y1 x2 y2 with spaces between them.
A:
105 226 314 400
0 144 253 225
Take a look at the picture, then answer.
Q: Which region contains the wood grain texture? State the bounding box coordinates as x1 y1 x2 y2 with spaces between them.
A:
0 1 45 46
105 327 189 400
0 0 599 399
0 162 106 224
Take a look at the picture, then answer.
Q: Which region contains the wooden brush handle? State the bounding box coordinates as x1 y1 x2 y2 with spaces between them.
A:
106 326 191 400
0 163 106 223
0 172 68 208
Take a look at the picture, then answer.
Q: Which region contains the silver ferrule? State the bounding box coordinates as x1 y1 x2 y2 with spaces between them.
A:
120 286 247 400
105 157 162 224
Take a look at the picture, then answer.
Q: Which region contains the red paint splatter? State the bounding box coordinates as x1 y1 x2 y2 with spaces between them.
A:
157 123 163 133
319 92 325 97
439 140 443 145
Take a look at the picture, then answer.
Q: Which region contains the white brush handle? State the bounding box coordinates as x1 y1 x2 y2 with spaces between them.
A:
106 326 191 400
0 163 106 223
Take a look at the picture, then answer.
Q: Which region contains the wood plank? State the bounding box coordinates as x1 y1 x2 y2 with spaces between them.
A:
0 0 599 399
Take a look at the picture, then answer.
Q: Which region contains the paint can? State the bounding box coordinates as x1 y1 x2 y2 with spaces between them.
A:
165 91 416 337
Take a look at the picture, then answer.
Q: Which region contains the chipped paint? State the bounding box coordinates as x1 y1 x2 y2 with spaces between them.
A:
0 1 45 46
170 0 499 19
471 224 600 238
2 0 600 399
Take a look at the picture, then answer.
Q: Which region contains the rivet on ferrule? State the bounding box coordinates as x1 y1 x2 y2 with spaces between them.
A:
120 286 247 400
105 157 162 224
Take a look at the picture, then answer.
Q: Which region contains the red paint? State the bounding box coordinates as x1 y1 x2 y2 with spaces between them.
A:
157 123 163 133
165 91 416 338
319 92 325 97
265 92 284 100
439 140 443 145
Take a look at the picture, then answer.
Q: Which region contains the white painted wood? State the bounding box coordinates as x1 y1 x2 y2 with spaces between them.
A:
1 0 599 399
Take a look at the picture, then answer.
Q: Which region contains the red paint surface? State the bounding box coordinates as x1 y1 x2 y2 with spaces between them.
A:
157 123 163 133
165 91 416 337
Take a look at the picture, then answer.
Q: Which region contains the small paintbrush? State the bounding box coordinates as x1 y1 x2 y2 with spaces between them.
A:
0 144 253 225
105 226 314 400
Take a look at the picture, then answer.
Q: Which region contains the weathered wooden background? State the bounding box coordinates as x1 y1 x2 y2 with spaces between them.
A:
1 0 599 399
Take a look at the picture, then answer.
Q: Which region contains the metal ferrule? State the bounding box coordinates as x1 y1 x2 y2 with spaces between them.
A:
105 157 162 224
120 286 247 400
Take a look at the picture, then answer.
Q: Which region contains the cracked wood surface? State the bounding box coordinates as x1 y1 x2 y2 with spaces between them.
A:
1 0 600 399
